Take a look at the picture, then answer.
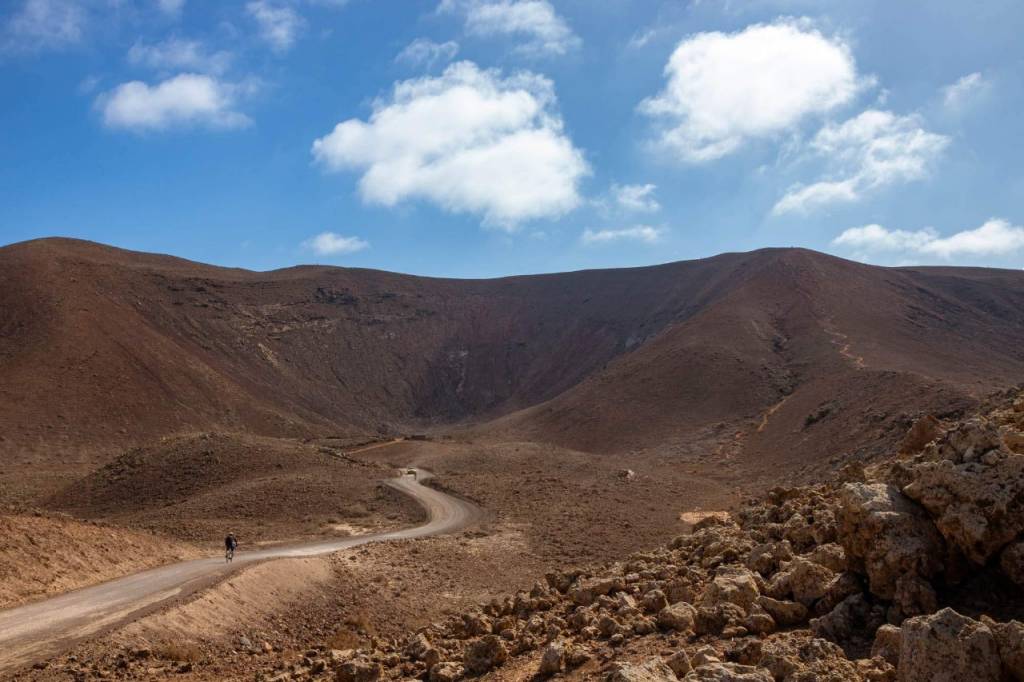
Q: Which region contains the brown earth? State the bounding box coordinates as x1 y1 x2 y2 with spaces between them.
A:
0 513 199 610
3 239 1024 507
4 238 1024 679
17 389 1024 682
45 432 423 545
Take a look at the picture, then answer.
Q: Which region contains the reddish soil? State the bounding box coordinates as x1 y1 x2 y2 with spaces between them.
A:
4 238 1024 680
3 239 1024 506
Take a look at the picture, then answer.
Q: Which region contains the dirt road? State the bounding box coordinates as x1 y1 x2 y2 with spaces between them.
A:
0 469 480 674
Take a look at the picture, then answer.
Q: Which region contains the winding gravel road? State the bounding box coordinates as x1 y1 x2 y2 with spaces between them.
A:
0 469 480 674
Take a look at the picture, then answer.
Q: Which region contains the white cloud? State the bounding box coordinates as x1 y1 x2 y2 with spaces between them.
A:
247 0 304 53
942 72 989 110
311 61 588 229
833 219 1024 260
395 38 459 69
612 183 660 213
3 0 86 52
156 0 186 16
627 28 659 50
582 225 665 245
640 19 865 163
128 38 233 75
303 232 369 255
440 0 580 57
773 109 949 214
772 178 858 214
97 73 252 132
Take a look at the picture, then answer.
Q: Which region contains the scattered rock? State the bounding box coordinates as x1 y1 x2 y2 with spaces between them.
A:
608 657 679 681
463 635 508 674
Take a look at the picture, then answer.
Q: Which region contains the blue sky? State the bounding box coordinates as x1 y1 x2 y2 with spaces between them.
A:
1 0 1022 277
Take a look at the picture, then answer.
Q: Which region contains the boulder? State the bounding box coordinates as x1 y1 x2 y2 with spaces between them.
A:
988 619 1024 681
805 543 847 572
903 447 1024 565
700 566 759 611
920 418 1003 463
899 415 945 455
755 596 807 627
607 658 679 681
694 603 747 637
334 657 382 682
428 662 463 682
745 541 793 576
784 557 836 606
667 650 692 677
538 641 564 676
658 602 697 634
571 576 624 605
837 483 945 599
642 588 670 613
682 662 773 681
1001 541 1024 588
897 608 1001 682
810 593 884 644
404 633 432 661
872 624 902 667
463 635 508 675
891 574 937 620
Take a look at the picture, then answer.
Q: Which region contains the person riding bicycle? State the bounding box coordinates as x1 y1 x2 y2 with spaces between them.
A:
224 533 238 558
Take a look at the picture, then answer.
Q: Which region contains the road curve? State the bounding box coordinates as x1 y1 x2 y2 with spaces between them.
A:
0 469 480 674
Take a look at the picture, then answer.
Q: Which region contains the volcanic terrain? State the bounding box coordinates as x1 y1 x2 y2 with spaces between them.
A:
2 237 1024 680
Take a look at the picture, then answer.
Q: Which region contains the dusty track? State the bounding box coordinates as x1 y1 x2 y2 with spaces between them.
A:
0 469 480 674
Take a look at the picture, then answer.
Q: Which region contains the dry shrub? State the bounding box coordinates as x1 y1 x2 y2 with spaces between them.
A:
326 609 374 650
153 642 204 663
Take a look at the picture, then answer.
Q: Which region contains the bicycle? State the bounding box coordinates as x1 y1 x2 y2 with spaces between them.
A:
225 546 234 563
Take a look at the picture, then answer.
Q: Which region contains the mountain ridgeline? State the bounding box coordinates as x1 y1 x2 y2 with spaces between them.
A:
2 238 1024 480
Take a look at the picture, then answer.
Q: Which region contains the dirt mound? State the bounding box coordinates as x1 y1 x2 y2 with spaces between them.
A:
48 432 424 544
0 513 198 609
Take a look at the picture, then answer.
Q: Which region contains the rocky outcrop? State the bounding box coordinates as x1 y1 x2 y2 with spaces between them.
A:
247 391 1024 682
836 482 944 600
903 445 1024 565
898 608 1001 682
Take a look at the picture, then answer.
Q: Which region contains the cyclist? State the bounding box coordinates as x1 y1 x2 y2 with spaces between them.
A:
224 533 238 562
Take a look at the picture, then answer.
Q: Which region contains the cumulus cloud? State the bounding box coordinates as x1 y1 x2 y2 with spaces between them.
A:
942 72 989 110
128 38 233 75
440 0 580 57
247 0 304 53
395 38 459 69
581 225 664 245
773 109 949 214
311 61 589 229
3 0 86 52
97 74 253 132
640 19 865 163
302 232 369 255
612 183 660 213
833 219 1024 260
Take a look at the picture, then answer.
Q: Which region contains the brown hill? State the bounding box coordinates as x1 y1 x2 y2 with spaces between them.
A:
2 238 1024 501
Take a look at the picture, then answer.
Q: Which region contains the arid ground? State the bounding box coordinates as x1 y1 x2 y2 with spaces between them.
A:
1 239 1023 681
